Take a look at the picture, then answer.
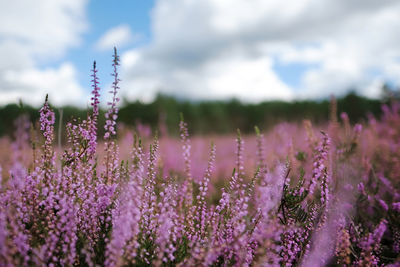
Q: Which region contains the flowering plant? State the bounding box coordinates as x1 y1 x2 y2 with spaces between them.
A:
0 49 399 266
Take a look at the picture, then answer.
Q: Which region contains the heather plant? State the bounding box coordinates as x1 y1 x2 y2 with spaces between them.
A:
0 49 399 266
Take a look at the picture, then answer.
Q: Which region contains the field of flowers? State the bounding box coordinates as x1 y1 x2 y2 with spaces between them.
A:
1 50 400 266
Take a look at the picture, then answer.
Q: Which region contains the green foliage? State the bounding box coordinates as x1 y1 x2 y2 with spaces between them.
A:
279 167 309 225
0 92 385 138
295 151 306 162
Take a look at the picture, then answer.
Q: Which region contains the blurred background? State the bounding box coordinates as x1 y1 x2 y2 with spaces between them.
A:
0 0 399 137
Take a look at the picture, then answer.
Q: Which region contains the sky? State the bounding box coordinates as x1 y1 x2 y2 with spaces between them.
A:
0 0 400 107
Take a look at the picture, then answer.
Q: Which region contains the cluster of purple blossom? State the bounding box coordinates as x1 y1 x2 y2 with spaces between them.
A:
0 49 400 266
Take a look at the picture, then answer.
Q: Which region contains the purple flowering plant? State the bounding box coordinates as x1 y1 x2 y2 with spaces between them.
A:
0 48 399 266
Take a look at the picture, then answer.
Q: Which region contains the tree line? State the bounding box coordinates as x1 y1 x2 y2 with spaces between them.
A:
0 92 388 138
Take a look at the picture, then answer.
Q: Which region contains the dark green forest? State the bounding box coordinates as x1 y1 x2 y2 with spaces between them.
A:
0 92 390 138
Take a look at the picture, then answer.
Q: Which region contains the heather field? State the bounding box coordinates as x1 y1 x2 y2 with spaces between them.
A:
1 52 400 267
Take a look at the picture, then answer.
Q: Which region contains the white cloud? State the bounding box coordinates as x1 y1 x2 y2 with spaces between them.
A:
0 0 88 106
2 0 399 105
0 0 88 61
95 24 139 51
121 50 141 69
121 51 292 102
1 63 85 106
203 55 292 101
384 61 400 84
119 0 400 102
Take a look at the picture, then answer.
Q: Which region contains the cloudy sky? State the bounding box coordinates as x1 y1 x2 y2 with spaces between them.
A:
1 0 400 107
